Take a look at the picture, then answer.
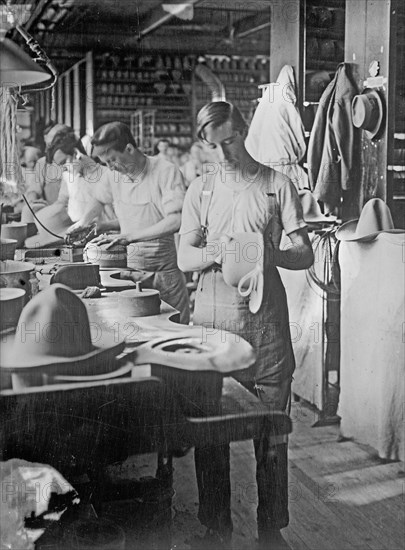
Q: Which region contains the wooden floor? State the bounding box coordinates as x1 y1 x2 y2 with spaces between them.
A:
89 400 404 550
168 401 405 550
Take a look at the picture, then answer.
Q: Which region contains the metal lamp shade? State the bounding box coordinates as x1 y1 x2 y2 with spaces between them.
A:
0 38 49 87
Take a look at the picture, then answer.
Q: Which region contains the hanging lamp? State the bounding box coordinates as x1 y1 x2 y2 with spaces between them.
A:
0 37 49 87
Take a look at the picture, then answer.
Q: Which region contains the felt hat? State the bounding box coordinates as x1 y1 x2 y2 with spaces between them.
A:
1 284 125 372
336 198 404 242
352 89 384 140
24 202 73 248
50 263 101 291
221 232 264 314
298 189 337 223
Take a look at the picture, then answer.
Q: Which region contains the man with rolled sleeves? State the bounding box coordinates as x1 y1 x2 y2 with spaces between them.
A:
75 121 189 324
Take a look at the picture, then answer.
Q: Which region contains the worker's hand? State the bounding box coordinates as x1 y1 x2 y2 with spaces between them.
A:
217 234 233 263
90 233 131 249
205 234 233 264
66 221 86 235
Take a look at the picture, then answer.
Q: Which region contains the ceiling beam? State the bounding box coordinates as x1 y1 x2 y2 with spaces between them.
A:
137 0 203 40
44 31 269 57
234 9 271 39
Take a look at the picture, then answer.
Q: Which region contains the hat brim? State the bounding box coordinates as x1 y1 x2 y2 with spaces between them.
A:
335 218 404 241
0 331 125 372
304 215 337 224
249 270 264 314
133 328 256 373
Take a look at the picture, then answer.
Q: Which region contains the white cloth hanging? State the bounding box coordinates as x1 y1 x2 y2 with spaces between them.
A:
245 65 308 190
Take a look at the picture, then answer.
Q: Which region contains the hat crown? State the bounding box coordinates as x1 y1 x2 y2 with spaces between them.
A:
299 190 324 221
298 190 336 223
356 198 395 234
335 197 403 241
222 232 264 288
12 284 94 361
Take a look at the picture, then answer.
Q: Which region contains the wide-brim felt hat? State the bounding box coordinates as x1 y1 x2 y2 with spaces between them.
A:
1 284 125 371
222 232 264 314
336 198 404 242
298 189 337 223
352 89 384 140
24 202 73 248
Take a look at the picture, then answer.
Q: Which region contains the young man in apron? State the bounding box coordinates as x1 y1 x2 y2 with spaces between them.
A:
73 121 189 324
178 102 314 548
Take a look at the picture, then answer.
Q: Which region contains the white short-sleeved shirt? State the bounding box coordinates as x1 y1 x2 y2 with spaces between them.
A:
57 163 116 223
94 156 186 270
23 156 62 205
179 165 306 247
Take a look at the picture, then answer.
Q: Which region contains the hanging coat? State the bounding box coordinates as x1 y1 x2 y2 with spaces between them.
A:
307 63 359 211
245 65 308 190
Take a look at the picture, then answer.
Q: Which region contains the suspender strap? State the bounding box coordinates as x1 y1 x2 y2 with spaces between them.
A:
200 174 215 246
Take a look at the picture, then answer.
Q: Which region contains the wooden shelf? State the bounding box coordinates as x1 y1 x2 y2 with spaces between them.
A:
306 60 340 71
306 28 344 40
96 104 190 111
96 78 190 85
96 92 188 98
306 0 345 8
212 68 264 74
155 132 191 137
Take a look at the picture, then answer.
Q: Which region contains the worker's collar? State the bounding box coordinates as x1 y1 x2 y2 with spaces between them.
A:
125 155 148 183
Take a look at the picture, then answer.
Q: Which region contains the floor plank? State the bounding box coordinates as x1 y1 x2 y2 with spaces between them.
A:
168 402 405 549
47 401 403 550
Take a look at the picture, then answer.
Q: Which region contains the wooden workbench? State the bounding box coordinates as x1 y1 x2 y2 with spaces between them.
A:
1 289 291 549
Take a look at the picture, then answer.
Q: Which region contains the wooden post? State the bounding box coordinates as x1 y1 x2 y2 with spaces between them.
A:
269 0 302 98
57 79 63 123
64 71 72 126
73 62 81 137
85 51 94 136
345 0 392 213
